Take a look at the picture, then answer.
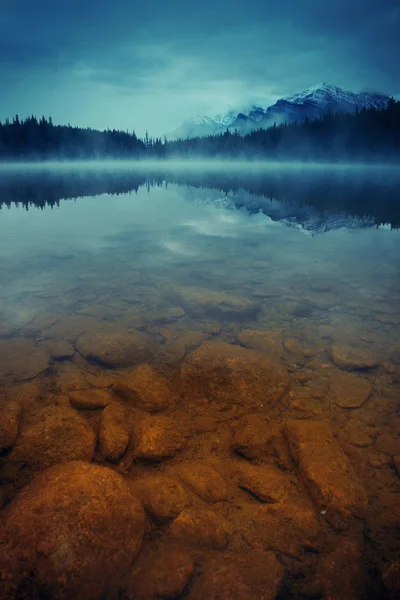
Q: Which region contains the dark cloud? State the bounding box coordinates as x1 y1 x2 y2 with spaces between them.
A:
0 0 398 135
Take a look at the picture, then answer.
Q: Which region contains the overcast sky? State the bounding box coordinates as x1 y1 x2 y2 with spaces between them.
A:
1 0 399 136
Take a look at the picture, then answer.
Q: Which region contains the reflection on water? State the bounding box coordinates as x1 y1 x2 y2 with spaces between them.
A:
0 163 399 599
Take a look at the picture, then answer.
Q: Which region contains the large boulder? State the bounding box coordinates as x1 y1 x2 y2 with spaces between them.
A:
6 405 96 488
180 342 289 416
76 329 156 368
0 462 145 600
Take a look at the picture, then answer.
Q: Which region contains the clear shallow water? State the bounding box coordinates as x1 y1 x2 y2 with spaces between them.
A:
0 164 400 599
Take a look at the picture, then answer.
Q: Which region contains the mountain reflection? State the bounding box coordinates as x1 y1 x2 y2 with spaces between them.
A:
0 164 399 229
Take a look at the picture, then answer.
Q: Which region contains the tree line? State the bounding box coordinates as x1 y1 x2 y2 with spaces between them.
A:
0 99 400 161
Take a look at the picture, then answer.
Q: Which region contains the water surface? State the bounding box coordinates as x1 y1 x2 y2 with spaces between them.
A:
0 162 399 599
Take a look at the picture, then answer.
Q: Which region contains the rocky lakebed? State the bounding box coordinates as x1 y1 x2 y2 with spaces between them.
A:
0 280 399 600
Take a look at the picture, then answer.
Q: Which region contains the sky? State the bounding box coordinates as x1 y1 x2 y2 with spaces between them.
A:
0 0 399 136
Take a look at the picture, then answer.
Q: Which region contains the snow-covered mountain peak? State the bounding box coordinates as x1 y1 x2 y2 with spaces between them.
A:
167 82 391 140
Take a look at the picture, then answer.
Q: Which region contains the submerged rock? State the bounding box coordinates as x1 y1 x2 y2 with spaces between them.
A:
99 403 129 462
168 506 229 549
39 337 75 360
0 401 22 452
187 551 284 600
285 419 368 529
180 341 289 416
134 415 188 461
153 331 207 368
7 405 96 487
129 475 191 523
173 286 259 320
76 329 156 367
232 415 291 468
330 371 372 408
69 388 113 409
177 462 228 503
0 340 50 382
313 540 365 600
125 543 194 600
331 344 379 371
43 315 105 343
234 500 320 558
236 461 300 504
113 364 175 412
0 461 145 600
238 329 284 358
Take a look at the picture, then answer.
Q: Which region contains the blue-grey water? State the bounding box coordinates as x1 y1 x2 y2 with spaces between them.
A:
0 163 399 599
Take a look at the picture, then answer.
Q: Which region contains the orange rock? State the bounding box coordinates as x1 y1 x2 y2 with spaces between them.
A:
232 415 291 468
153 331 208 368
331 344 379 371
330 371 372 409
125 543 194 600
135 415 188 461
187 551 284 600
177 462 228 503
76 329 156 367
285 420 368 529
7 405 96 488
0 401 21 451
0 462 145 600
99 403 129 462
238 329 284 358
180 342 289 416
129 475 191 522
233 500 320 559
113 364 175 412
168 506 229 549
69 388 113 409
313 540 365 600
236 461 301 504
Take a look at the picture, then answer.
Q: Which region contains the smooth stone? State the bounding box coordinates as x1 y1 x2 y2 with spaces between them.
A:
331 344 379 371
330 371 372 408
0 462 145 600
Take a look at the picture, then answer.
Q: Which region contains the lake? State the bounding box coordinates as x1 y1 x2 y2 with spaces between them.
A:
0 161 399 599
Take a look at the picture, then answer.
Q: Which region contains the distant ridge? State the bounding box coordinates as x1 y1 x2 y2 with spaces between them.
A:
167 82 390 139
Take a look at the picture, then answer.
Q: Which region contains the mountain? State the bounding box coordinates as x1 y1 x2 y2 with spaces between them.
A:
167 82 390 139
